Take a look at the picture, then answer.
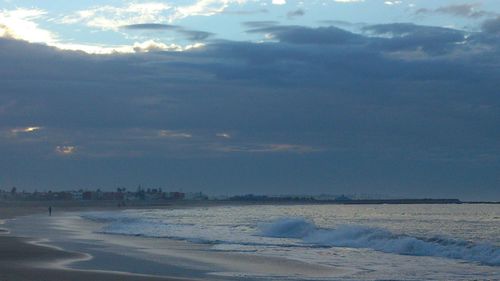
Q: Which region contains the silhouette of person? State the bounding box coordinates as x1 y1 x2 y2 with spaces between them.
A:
49 206 52 216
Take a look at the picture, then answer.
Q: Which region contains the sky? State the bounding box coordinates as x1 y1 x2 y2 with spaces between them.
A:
0 0 499 200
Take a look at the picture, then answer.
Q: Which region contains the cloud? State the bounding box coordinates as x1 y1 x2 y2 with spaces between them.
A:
216 133 232 139
158 130 192 138
59 1 251 31
363 23 467 55
121 23 176 30
0 7 205 54
115 19 216 44
169 0 248 22
177 29 215 41
10 126 42 135
247 25 363 45
55 145 76 155
0 8 55 43
287 9 305 20
0 21 499 197
242 21 279 28
132 40 185 52
482 16 500 35
215 143 319 154
60 2 171 30
272 0 286 5
221 8 268 15
121 23 214 41
416 4 496 19
57 39 203 54
384 0 402 5
0 23 15 38
334 0 365 3
8 126 43 138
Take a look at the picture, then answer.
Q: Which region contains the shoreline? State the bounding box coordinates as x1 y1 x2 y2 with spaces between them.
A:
0 203 200 281
2 203 346 281
0 235 192 281
2 201 499 281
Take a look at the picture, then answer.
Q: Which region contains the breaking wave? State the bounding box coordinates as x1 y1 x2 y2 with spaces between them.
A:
81 211 500 266
259 218 500 266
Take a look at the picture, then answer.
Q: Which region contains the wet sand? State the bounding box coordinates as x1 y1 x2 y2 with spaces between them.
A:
0 201 346 281
0 236 192 281
0 202 197 281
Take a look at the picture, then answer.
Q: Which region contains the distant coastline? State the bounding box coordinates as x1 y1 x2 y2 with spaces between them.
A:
2 197 500 207
225 197 465 205
2 188 499 206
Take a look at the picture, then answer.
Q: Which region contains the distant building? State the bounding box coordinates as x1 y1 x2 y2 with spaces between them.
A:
82 191 94 200
185 192 208 200
335 195 351 201
70 191 83 200
169 192 185 200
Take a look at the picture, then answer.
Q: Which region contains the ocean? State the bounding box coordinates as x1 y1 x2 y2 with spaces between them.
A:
78 204 500 280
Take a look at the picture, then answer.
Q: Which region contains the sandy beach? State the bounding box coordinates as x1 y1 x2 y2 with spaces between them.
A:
4 201 497 281
0 201 341 281
0 202 199 281
0 236 194 281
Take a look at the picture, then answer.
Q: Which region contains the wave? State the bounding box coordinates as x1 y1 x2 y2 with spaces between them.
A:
82 212 500 266
259 218 500 266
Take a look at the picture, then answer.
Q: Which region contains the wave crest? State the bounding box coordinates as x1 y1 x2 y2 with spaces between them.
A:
259 218 500 266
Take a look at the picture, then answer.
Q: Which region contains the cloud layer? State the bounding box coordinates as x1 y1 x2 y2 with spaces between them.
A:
0 19 499 199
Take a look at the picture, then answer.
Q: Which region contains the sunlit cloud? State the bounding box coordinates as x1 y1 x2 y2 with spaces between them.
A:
10 126 42 135
54 40 204 54
0 6 203 54
61 2 171 30
158 130 192 138
271 0 286 5
170 0 248 22
55 145 76 155
0 8 55 43
61 1 248 28
216 143 320 154
216 133 232 139
132 40 179 52
384 1 402 5
334 0 365 3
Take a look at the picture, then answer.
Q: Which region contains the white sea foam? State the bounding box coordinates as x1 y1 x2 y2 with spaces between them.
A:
81 205 500 268
259 218 500 265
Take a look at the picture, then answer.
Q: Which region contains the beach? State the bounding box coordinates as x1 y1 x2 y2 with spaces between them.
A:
1 0 500 279
0 202 343 281
0 202 200 281
2 202 499 281
0 235 191 281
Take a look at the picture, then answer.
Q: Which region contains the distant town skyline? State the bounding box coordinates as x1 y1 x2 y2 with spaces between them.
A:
1 0 499 200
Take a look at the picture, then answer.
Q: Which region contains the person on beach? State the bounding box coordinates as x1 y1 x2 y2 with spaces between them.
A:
48 206 52 216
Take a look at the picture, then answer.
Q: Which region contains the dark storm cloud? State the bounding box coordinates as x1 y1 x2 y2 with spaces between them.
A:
1 21 499 198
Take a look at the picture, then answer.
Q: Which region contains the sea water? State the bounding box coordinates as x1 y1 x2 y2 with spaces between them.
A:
81 204 500 280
